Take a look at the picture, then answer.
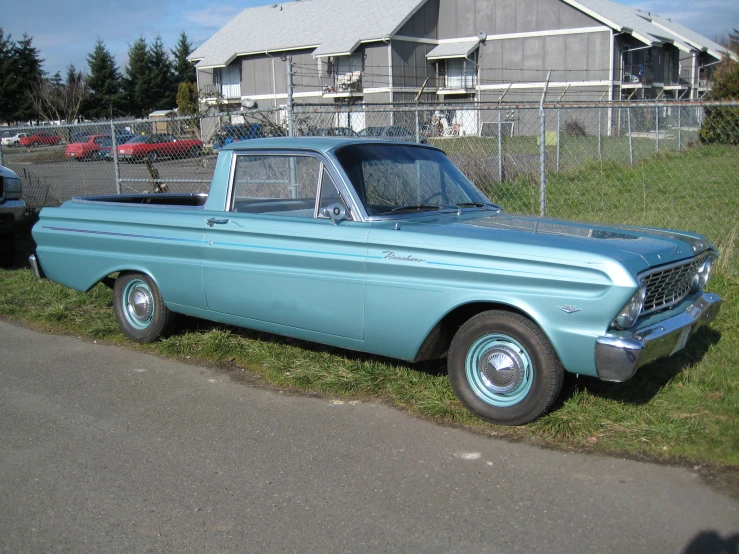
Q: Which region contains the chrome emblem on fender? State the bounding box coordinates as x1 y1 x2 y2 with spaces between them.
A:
559 305 581 314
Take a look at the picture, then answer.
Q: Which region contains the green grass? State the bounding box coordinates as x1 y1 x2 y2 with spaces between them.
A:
1 141 738 481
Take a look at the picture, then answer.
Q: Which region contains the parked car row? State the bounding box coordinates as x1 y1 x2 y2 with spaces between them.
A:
210 124 427 148
62 133 203 163
0 131 62 147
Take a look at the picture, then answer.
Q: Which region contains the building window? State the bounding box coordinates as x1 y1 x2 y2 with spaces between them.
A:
215 64 242 99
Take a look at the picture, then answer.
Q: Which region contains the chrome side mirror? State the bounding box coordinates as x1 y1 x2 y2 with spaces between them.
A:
323 203 347 225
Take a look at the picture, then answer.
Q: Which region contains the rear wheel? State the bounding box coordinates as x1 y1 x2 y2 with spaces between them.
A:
113 272 178 342
188 145 201 158
147 150 158 163
448 310 564 425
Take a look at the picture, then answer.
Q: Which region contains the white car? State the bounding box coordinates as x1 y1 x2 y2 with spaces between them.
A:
1 133 29 147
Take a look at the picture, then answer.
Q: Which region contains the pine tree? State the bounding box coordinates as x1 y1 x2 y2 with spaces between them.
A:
85 39 124 119
125 37 152 117
0 28 14 122
148 35 175 110
4 33 44 122
171 31 196 85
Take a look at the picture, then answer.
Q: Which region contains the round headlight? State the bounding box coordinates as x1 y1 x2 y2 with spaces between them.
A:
613 282 647 330
690 256 713 293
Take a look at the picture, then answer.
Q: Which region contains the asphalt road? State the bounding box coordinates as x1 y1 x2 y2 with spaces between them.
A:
1 320 737 553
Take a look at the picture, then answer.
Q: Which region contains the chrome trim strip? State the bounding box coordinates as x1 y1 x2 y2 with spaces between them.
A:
596 292 722 382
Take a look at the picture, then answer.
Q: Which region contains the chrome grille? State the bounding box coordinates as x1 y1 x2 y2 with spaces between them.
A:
641 254 707 314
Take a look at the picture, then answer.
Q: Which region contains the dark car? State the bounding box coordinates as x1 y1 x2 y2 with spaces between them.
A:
211 123 285 149
304 127 357 137
356 125 427 144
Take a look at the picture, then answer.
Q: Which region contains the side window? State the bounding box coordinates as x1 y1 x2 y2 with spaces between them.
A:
231 154 321 218
318 167 352 220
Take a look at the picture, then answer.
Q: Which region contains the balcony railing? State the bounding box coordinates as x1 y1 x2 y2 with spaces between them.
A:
622 66 653 85
440 73 476 90
321 72 363 94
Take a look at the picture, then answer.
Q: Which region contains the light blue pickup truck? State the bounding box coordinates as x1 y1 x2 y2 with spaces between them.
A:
31 138 722 425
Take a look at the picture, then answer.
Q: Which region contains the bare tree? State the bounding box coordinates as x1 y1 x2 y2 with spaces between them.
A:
29 66 88 124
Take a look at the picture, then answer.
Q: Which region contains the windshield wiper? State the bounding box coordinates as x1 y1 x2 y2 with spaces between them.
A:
456 202 501 211
386 204 442 214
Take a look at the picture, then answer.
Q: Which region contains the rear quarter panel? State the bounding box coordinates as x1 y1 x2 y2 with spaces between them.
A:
33 202 209 310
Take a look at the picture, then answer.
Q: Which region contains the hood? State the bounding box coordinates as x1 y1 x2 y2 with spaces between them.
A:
403 212 713 269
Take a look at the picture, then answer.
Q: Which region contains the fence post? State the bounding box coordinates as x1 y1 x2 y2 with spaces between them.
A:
497 108 503 183
110 120 121 194
415 108 420 144
0 141 4 167
539 70 551 217
556 108 561 172
598 107 602 162
655 105 660 151
678 105 682 151
628 106 634 166
286 56 295 138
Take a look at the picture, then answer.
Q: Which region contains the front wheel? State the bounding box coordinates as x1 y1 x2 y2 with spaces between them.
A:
448 310 564 426
113 272 178 342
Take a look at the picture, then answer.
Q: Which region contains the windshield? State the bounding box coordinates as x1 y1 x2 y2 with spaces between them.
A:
334 143 491 217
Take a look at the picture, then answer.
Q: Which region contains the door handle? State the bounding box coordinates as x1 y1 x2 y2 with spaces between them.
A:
206 218 230 227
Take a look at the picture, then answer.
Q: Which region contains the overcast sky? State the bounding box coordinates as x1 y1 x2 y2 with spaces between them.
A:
3 0 738 77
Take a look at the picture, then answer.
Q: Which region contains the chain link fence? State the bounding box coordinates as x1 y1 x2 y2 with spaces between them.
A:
1 100 737 264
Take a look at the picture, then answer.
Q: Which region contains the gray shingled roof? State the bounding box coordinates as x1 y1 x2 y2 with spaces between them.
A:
427 41 480 60
566 0 732 60
645 13 736 60
189 0 425 67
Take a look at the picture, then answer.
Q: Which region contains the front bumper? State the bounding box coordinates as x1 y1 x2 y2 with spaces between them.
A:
595 292 722 382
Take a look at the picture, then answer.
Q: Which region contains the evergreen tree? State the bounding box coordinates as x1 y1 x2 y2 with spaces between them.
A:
85 39 124 119
0 29 14 122
2 33 44 122
171 31 196 85
125 37 152 117
148 35 175 110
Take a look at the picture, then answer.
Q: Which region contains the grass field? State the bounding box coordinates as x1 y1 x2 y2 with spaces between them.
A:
1 141 737 488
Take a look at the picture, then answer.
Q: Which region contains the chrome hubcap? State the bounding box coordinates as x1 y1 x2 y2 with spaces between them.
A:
480 345 524 394
129 287 153 321
121 279 155 330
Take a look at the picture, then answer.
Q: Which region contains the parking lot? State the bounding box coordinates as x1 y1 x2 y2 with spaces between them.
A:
1 145 216 207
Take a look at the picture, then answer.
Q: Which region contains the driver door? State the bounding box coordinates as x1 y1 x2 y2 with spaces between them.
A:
203 152 368 342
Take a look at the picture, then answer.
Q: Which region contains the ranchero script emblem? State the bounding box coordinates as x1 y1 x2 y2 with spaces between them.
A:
558 305 581 314
383 251 426 263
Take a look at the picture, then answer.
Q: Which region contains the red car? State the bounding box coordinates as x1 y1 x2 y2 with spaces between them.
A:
65 134 111 161
19 131 62 147
117 134 203 162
